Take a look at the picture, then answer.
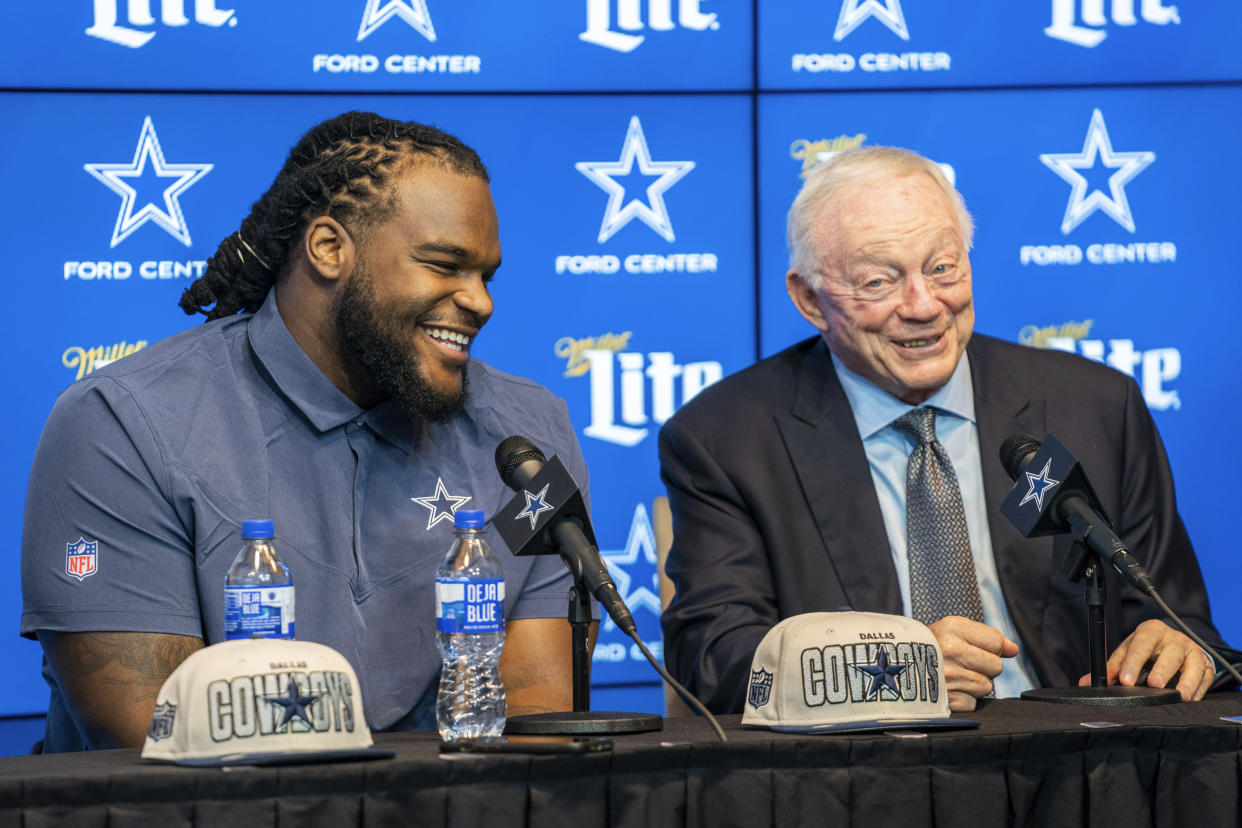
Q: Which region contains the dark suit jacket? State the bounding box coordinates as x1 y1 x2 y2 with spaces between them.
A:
659 334 1231 713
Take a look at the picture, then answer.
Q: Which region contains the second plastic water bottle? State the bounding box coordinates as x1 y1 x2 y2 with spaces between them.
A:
224 519 294 640
435 509 506 741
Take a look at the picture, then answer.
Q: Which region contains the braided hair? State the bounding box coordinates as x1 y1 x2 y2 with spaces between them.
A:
180 111 489 320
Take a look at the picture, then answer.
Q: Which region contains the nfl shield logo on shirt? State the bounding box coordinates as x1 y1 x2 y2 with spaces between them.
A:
65 538 99 581
748 667 774 709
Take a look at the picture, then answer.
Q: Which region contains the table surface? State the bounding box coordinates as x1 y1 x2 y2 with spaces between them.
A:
2 694 1240 827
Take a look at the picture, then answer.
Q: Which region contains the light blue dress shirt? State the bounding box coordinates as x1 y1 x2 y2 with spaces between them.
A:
830 351 1038 698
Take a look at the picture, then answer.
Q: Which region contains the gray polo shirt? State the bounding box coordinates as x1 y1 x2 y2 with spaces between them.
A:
21 293 589 752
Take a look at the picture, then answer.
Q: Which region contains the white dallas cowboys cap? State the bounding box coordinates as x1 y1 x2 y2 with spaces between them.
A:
741 611 979 734
141 638 393 766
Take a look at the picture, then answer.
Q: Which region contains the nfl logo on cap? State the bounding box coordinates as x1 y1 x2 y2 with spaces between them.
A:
141 638 393 766
741 611 979 734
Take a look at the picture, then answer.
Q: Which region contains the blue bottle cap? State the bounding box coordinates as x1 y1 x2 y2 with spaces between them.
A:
453 510 485 528
241 519 275 539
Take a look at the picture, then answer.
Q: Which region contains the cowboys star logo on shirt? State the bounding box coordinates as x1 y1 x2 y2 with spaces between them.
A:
1040 108 1155 234
576 116 695 243
357 0 436 42
1019 458 1061 511
65 537 99 581
410 477 471 530
834 0 910 41
748 667 774 709
84 117 213 249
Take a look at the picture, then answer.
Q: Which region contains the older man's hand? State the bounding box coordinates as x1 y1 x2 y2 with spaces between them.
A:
928 616 1020 712
1077 618 1215 701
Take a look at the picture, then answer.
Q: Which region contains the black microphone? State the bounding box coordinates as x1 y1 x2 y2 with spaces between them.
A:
493 436 636 636
999 433 1154 594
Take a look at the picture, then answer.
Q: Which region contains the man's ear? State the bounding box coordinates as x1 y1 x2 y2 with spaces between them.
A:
303 216 356 283
786 270 830 333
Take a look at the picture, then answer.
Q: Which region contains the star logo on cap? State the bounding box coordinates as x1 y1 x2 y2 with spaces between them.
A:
358 0 436 41
1019 459 1061 511
576 116 695 243
411 477 471 530
515 483 554 530
834 0 909 41
266 679 321 728
853 648 908 700
84 116 212 248
1040 108 1155 234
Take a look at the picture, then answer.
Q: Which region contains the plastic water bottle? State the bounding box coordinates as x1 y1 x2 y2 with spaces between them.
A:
435 509 506 741
224 519 295 640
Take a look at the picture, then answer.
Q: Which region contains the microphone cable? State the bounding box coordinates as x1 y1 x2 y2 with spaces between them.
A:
625 630 728 742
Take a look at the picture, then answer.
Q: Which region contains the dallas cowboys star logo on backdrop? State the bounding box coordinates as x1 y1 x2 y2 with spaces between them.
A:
265 679 321 728
410 477 471 530
1019 459 1061 511
84 116 212 248
358 0 436 42
576 116 695 243
853 648 908 700
598 503 662 633
834 0 909 41
1040 108 1155 234
515 484 555 530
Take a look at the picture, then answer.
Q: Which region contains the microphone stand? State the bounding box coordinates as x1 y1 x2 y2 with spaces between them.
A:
504 551 664 736
569 583 592 711
1021 536 1178 706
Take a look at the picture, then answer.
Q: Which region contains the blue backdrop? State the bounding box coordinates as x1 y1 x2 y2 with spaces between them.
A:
2 0 1239 718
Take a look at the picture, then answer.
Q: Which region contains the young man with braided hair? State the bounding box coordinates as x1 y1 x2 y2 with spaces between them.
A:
21 111 593 751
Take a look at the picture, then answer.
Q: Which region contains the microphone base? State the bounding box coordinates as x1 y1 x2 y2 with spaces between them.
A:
504 711 664 735
1020 685 1181 706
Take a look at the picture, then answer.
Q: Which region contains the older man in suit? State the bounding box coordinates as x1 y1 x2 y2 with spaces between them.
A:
659 145 1231 714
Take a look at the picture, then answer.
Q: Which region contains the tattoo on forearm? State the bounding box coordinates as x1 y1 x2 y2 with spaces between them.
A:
56 633 202 701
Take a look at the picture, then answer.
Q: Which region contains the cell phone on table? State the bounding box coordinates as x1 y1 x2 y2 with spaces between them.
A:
439 735 613 755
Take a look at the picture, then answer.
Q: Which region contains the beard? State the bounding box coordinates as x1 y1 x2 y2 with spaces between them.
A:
334 264 470 423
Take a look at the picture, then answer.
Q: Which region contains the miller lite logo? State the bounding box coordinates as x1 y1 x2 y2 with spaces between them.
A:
559 338 722 447
1046 0 1180 48
65 538 99 581
148 702 176 741
86 0 239 48
748 667 774 709
581 0 719 53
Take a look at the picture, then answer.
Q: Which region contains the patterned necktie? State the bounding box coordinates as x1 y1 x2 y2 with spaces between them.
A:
891 406 985 626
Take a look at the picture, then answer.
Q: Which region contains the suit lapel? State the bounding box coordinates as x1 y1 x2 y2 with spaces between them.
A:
775 340 903 615
970 337 1060 684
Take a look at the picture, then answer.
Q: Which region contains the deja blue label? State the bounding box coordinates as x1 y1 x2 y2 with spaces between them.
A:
224 584 295 639
436 578 505 634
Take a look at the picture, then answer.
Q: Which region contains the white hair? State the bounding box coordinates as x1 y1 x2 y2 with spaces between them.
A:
786 146 974 287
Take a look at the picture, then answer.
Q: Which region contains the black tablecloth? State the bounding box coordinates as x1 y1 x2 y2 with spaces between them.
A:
2 694 1241 827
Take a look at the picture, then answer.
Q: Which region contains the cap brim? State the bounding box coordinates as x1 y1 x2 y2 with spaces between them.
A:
151 747 395 767
761 717 979 734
